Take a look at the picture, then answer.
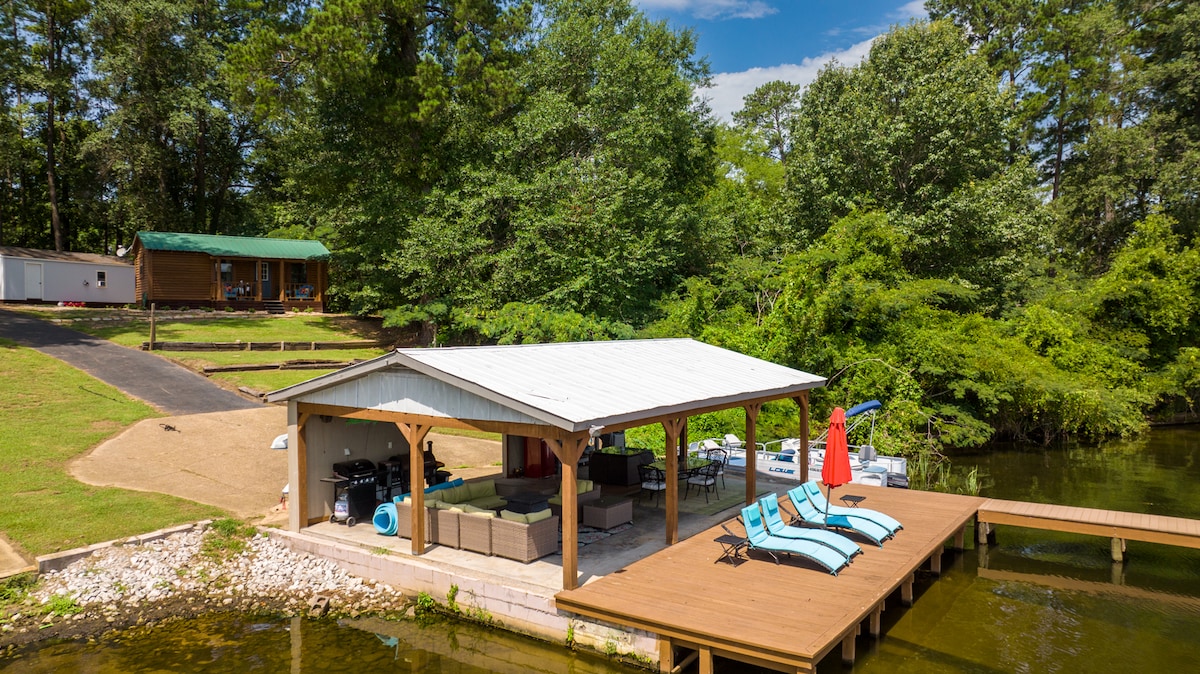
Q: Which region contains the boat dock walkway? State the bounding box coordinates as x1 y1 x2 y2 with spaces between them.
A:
556 486 985 674
976 498 1200 561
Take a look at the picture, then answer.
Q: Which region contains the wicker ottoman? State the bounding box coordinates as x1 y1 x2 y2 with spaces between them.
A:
582 496 633 530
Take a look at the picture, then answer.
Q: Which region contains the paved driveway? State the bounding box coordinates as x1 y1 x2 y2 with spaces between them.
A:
0 308 261 415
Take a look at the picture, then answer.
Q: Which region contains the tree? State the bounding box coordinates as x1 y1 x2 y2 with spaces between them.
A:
87 0 258 244
230 0 531 314
785 19 1046 306
434 0 716 323
24 0 90 251
732 79 800 164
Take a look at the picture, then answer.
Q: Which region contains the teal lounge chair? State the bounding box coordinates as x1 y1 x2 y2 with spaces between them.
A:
759 493 862 562
800 481 903 534
784 486 891 547
738 505 848 575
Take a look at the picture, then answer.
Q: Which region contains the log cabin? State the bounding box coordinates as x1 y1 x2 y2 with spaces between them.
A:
131 232 331 312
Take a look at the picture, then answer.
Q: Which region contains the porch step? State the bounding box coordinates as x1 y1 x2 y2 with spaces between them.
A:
263 300 286 315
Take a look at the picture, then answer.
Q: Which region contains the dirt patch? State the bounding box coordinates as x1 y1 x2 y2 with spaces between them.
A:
68 407 503 522
69 407 290 519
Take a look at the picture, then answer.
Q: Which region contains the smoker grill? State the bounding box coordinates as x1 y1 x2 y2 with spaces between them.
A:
325 459 384 527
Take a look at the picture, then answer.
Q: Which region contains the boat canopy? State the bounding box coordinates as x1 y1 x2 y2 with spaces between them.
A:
845 400 882 418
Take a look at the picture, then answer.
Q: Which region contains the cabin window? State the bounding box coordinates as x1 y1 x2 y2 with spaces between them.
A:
289 263 308 284
96 271 107 288
220 262 233 283
260 262 269 281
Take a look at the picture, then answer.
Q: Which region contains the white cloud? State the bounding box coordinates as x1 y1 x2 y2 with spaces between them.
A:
699 37 876 123
636 0 777 20
893 1 928 21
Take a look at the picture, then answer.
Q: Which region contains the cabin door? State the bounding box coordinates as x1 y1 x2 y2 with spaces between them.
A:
258 261 272 299
23 262 43 300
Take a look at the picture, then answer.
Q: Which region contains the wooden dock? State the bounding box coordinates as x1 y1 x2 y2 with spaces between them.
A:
555 487 985 673
976 499 1200 560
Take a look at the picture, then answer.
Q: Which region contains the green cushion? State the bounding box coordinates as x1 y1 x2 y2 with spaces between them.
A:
526 508 552 524
463 504 495 518
579 479 593 493
470 495 507 511
499 509 527 523
467 480 495 500
445 485 471 504
548 495 563 506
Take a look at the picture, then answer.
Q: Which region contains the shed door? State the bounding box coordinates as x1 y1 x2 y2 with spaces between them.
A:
24 262 43 300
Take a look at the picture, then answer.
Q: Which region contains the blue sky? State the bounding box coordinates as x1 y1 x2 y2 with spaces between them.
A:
634 1 929 121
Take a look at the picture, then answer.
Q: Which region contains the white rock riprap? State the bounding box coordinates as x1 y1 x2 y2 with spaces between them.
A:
31 529 404 617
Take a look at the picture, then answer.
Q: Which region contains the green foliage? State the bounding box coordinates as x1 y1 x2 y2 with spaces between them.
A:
461 302 635 345
0 573 36 607
786 20 1045 306
43 593 82 617
200 519 257 561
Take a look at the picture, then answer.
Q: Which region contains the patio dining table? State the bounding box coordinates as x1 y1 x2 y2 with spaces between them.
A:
649 457 711 479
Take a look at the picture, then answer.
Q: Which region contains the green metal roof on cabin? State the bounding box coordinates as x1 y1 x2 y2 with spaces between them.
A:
135 232 331 261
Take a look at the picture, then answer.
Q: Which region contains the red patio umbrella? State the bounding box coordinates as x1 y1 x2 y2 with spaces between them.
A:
821 407 853 528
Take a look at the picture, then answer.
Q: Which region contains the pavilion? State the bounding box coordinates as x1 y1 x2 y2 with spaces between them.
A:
266 338 824 590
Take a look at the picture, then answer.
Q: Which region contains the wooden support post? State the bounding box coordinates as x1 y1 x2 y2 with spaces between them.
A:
662 418 685 546
901 574 915 606
953 526 965 551
288 406 310 532
149 303 157 350
397 422 432 555
550 435 589 590
696 645 712 674
976 517 991 545
793 392 810 484
1111 537 1126 563
930 550 942 575
744 403 761 506
658 638 674 673
841 631 856 665
869 605 883 637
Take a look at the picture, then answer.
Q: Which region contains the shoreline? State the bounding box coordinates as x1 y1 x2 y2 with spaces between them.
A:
0 524 410 656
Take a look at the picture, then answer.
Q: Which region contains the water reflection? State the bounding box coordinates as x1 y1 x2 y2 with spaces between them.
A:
0 612 638 674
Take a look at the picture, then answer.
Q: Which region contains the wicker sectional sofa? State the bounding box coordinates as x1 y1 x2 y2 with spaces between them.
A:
391 500 559 563
548 478 602 518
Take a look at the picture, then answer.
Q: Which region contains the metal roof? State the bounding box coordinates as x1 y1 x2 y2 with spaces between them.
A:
267 339 826 433
0 246 131 266
134 232 330 260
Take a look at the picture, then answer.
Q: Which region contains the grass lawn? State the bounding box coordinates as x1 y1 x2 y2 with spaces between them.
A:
209 369 345 393
89 314 380 347
10 308 395 392
0 339 225 556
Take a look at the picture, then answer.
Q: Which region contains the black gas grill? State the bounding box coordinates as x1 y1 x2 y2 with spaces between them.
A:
324 459 384 526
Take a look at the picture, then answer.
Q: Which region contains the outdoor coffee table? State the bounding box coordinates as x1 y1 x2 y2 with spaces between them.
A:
582 496 633 530
714 533 746 565
505 491 550 514
840 494 866 508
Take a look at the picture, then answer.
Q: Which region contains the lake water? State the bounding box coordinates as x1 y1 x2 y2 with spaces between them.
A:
4 428 1199 673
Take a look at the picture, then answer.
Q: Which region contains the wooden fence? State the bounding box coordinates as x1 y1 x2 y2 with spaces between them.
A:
140 340 387 352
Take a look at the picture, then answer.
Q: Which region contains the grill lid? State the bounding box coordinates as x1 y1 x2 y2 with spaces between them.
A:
332 459 377 478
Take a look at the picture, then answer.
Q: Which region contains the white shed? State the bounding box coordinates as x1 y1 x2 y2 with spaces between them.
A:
0 246 135 305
